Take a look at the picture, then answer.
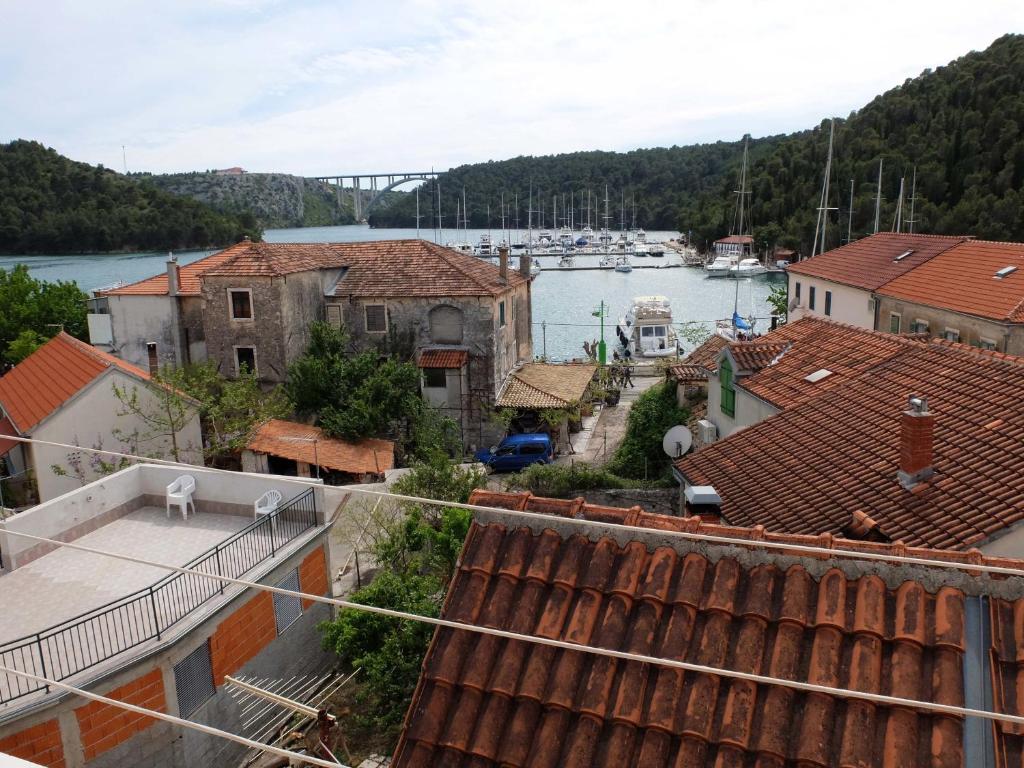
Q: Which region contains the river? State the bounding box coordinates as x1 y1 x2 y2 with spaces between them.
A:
0 224 783 360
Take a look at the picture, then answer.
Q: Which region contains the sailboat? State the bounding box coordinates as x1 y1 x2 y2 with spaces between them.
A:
706 136 753 277
716 278 757 340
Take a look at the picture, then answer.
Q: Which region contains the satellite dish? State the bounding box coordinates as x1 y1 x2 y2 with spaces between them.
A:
662 425 693 458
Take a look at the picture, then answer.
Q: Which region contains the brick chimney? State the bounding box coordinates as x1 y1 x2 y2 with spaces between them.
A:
684 485 722 523
519 253 532 279
166 253 180 296
897 395 934 490
498 245 509 283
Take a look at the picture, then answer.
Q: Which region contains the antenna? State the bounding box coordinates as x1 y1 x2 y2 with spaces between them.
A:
122 145 127 174
662 425 693 459
873 158 884 234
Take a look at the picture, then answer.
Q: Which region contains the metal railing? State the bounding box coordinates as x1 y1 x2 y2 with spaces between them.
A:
0 488 318 707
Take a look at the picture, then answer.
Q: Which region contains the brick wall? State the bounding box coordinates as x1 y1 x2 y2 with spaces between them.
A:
209 591 277 685
298 545 329 609
0 719 65 767
74 668 166 761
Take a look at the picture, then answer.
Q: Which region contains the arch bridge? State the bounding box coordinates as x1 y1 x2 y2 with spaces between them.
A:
312 171 441 221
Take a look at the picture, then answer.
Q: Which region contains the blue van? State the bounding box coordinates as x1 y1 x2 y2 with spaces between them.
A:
474 433 554 472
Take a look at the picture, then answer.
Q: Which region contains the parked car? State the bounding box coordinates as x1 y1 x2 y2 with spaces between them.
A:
474 433 554 472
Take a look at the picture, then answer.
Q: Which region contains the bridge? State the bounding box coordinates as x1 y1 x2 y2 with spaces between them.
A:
312 171 441 221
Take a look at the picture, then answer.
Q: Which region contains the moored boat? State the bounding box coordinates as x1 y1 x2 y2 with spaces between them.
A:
704 254 736 277
615 295 679 357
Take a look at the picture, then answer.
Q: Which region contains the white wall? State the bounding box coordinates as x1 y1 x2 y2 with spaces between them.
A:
788 274 874 329
97 294 177 370
705 370 781 439
31 369 203 502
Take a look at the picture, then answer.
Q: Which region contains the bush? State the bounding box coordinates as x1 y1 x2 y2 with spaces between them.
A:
507 461 635 498
606 382 689 481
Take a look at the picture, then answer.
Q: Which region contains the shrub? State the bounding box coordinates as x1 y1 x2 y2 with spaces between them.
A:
507 461 634 498
606 382 689 481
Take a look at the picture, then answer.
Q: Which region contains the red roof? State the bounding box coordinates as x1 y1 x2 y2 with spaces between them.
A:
877 239 1024 322
714 235 754 244
727 317 922 410
392 489 1024 767
0 333 153 433
664 363 706 382
678 338 1024 549
98 243 248 296
418 349 468 369
0 415 18 455
681 334 727 373
786 232 968 290
246 419 394 475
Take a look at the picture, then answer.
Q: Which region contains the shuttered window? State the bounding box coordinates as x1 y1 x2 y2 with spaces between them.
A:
720 358 736 418
174 641 215 718
273 570 302 635
326 304 343 329
365 304 387 333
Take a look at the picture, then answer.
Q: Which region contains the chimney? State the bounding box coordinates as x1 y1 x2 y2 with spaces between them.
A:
519 253 532 279
684 485 722 523
897 395 934 490
498 245 509 283
166 253 180 296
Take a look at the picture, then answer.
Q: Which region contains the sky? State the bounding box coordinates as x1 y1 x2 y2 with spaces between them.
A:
1 0 1022 177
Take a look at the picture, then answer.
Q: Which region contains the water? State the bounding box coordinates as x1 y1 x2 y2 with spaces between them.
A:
0 224 782 361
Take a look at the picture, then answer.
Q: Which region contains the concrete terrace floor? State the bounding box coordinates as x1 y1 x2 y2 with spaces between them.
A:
0 507 252 645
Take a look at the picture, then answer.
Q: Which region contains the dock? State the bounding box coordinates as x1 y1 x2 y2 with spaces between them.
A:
540 263 686 272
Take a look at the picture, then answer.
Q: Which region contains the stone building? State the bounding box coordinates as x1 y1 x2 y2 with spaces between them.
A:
89 239 533 451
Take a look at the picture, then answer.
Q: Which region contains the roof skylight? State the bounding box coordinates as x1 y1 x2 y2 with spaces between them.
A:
995 265 1018 279
893 249 914 262
804 368 833 383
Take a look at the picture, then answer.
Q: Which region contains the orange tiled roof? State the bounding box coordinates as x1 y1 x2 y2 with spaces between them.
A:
0 415 18 455
246 419 394 475
786 232 968 290
0 333 153 433
877 239 1024 322
681 334 727 373
496 363 597 409
678 338 1024 549
727 317 922 410
418 349 468 369
98 243 249 296
714 234 753 244
391 489 1024 767
665 363 706 382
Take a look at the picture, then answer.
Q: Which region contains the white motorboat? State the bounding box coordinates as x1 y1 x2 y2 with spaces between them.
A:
599 253 616 268
648 241 666 257
704 254 737 278
729 257 768 277
614 255 633 273
558 253 575 268
635 228 647 243
615 295 680 358
447 241 474 255
530 258 541 276
477 233 494 257
633 240 650 257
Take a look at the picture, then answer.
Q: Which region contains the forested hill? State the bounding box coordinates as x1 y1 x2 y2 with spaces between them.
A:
0 141 262 254
370 34 1024 252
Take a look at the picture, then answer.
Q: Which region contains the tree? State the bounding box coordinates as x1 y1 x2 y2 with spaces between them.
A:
0 264 88 365
766 284 789 323
111 377 196 463
606 381 690 481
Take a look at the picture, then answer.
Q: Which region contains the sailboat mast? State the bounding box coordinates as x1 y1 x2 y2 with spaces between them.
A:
846 178 854 244
415 186 421 239
873 159 884 234
812 120 836 258
907 167 918 234
892 177 905 232
437 182 443 244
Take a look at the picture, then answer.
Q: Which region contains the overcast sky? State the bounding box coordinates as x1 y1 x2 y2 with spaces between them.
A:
2 1 1021 176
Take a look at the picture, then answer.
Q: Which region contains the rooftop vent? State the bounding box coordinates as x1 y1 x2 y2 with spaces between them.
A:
893 249 915 262
995 265 1018 279
804 368 833 383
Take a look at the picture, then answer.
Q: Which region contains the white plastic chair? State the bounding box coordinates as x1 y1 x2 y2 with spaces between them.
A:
254 489 283 532
166 475 196 520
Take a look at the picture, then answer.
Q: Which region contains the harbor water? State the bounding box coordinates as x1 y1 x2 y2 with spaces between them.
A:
0 224 783 361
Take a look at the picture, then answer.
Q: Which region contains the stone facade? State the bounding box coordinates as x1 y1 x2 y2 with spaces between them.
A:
875 294 1022 352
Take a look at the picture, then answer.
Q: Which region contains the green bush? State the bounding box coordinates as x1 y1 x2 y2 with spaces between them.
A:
606 382 689 481
507 461 635 498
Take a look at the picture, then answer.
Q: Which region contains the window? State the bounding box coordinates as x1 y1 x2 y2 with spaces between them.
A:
174 642 215 718
824 291 832 317
995 266 1018 279
889 313 901 333
229 289 253 320
641 326 655 337
499 301 506 328
423 368 446 388
979 338 997 350
809 286 816 311
795 282 801 303
147 342 158 376
520 444 546 456
272 570 302 635
495 445 516 457
654 327 667 337
912 319 929 334
720 357 736 418
893 249 915 262
943 328 960 342
364 304 387 333
235 346 257 375
325 304 343 329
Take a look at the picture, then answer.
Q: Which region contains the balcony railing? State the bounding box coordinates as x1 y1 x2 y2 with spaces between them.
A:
0 488 318 707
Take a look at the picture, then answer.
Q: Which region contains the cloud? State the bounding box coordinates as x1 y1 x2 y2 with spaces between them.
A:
1 0 1022 175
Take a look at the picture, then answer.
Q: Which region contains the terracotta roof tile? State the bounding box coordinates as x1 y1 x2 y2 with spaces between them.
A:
418 349 468 369
246 419 393 474
98 243 249 296
0 415 18 455
681 334 727 373
665 363 706 382
877 239 1024 322
786 232 969 290
990 598 1024 766
496 363 596 409
678 338 1024 549
0 333 153 433
729 316 923 410
389 489 1024 768
714 235 754 245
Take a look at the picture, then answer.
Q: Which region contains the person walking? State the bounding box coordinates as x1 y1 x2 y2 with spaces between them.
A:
622 364 635 388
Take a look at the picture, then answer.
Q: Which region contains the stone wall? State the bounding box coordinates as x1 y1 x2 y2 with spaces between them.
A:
875 294 1020 352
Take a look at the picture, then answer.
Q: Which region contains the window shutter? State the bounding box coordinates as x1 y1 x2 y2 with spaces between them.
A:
174 641 215 718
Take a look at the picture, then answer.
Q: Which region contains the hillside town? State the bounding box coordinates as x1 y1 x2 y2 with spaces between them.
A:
3 8 1024 768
